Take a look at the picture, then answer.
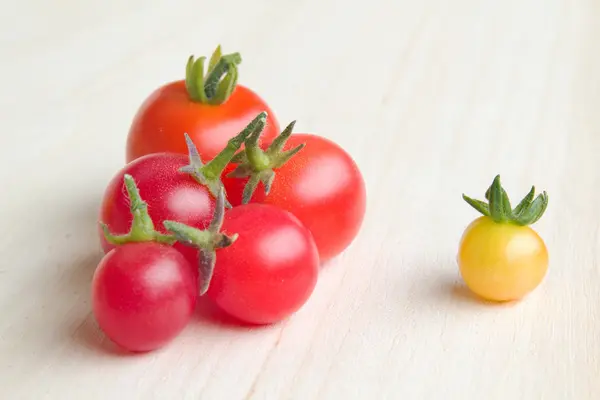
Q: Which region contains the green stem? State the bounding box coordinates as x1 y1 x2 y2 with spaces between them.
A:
163 188 238 295
185 45 242 105
227 119 306 204
100 174 175 246
462 174 548 226
179 112 268 208
204 112 267 179
246 145 271 172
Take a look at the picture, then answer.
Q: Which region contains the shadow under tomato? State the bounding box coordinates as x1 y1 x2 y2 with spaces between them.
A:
431 267 523 308
194 300 278 331
317 251 349 272
445 281 521 307
50 194 139 357
70 309 135 357
398 257 523 308
64 253 143 358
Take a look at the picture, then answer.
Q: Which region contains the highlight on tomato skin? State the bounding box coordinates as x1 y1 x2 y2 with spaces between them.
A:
125 45 280 163
221 118 367 263
458 175 549 302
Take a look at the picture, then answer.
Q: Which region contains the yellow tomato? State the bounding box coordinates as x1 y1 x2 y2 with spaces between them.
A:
460 175 549 302
458 216 548 301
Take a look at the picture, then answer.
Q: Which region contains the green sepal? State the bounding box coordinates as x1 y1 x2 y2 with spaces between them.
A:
207 45 222 74
100 174 176 246
462 174 548 226
185 56 208 103
163 188 238 296
179 112 267 208
227 119 305 204
461 195 490 217
185 45 242 105
513 186 535 217
514 191 548 225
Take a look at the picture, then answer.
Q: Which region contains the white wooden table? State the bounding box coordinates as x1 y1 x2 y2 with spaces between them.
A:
1 0 599 398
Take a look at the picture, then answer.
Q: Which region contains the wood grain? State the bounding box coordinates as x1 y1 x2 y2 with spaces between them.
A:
1 0 599 398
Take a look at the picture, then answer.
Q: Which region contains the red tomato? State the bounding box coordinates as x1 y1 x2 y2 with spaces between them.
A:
222 133 366 263
99 153 214 254
92 242 197 352
100 115 260 253
125 47 280 163
165 203 320 325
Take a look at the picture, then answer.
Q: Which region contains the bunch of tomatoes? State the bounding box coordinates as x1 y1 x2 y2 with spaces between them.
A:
91 45 551 354
91 46 367 352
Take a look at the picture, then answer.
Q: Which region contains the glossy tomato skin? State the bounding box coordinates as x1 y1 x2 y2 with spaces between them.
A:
126 81 280 163
458 216 549 302
92 242 197 352
181 204 319 325
99 152 214 254
222 134 366 263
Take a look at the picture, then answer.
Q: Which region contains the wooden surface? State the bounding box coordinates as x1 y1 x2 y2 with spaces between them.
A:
1 0 599 398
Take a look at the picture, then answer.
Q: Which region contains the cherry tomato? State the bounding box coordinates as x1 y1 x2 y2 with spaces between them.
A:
459 175 549 302
94 175 196 352
100 114 264 253
164 193 320 325
99 153 210 254
92 242 196 352
222 130 366 263
458 217 548 301
125 46 279 163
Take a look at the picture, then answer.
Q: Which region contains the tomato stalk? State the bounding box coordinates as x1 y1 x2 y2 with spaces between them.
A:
163 188 238 295
462 175 549 225
228 119 305 204
180 111 268 208
100 174 176 245
185 45 242 105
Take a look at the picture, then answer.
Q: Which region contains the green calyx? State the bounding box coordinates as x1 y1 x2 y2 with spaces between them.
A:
163 188 238 296
179 112 268 208
101 174 175 246
227 119 305 204
185 45 242 105
462 175 549 226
